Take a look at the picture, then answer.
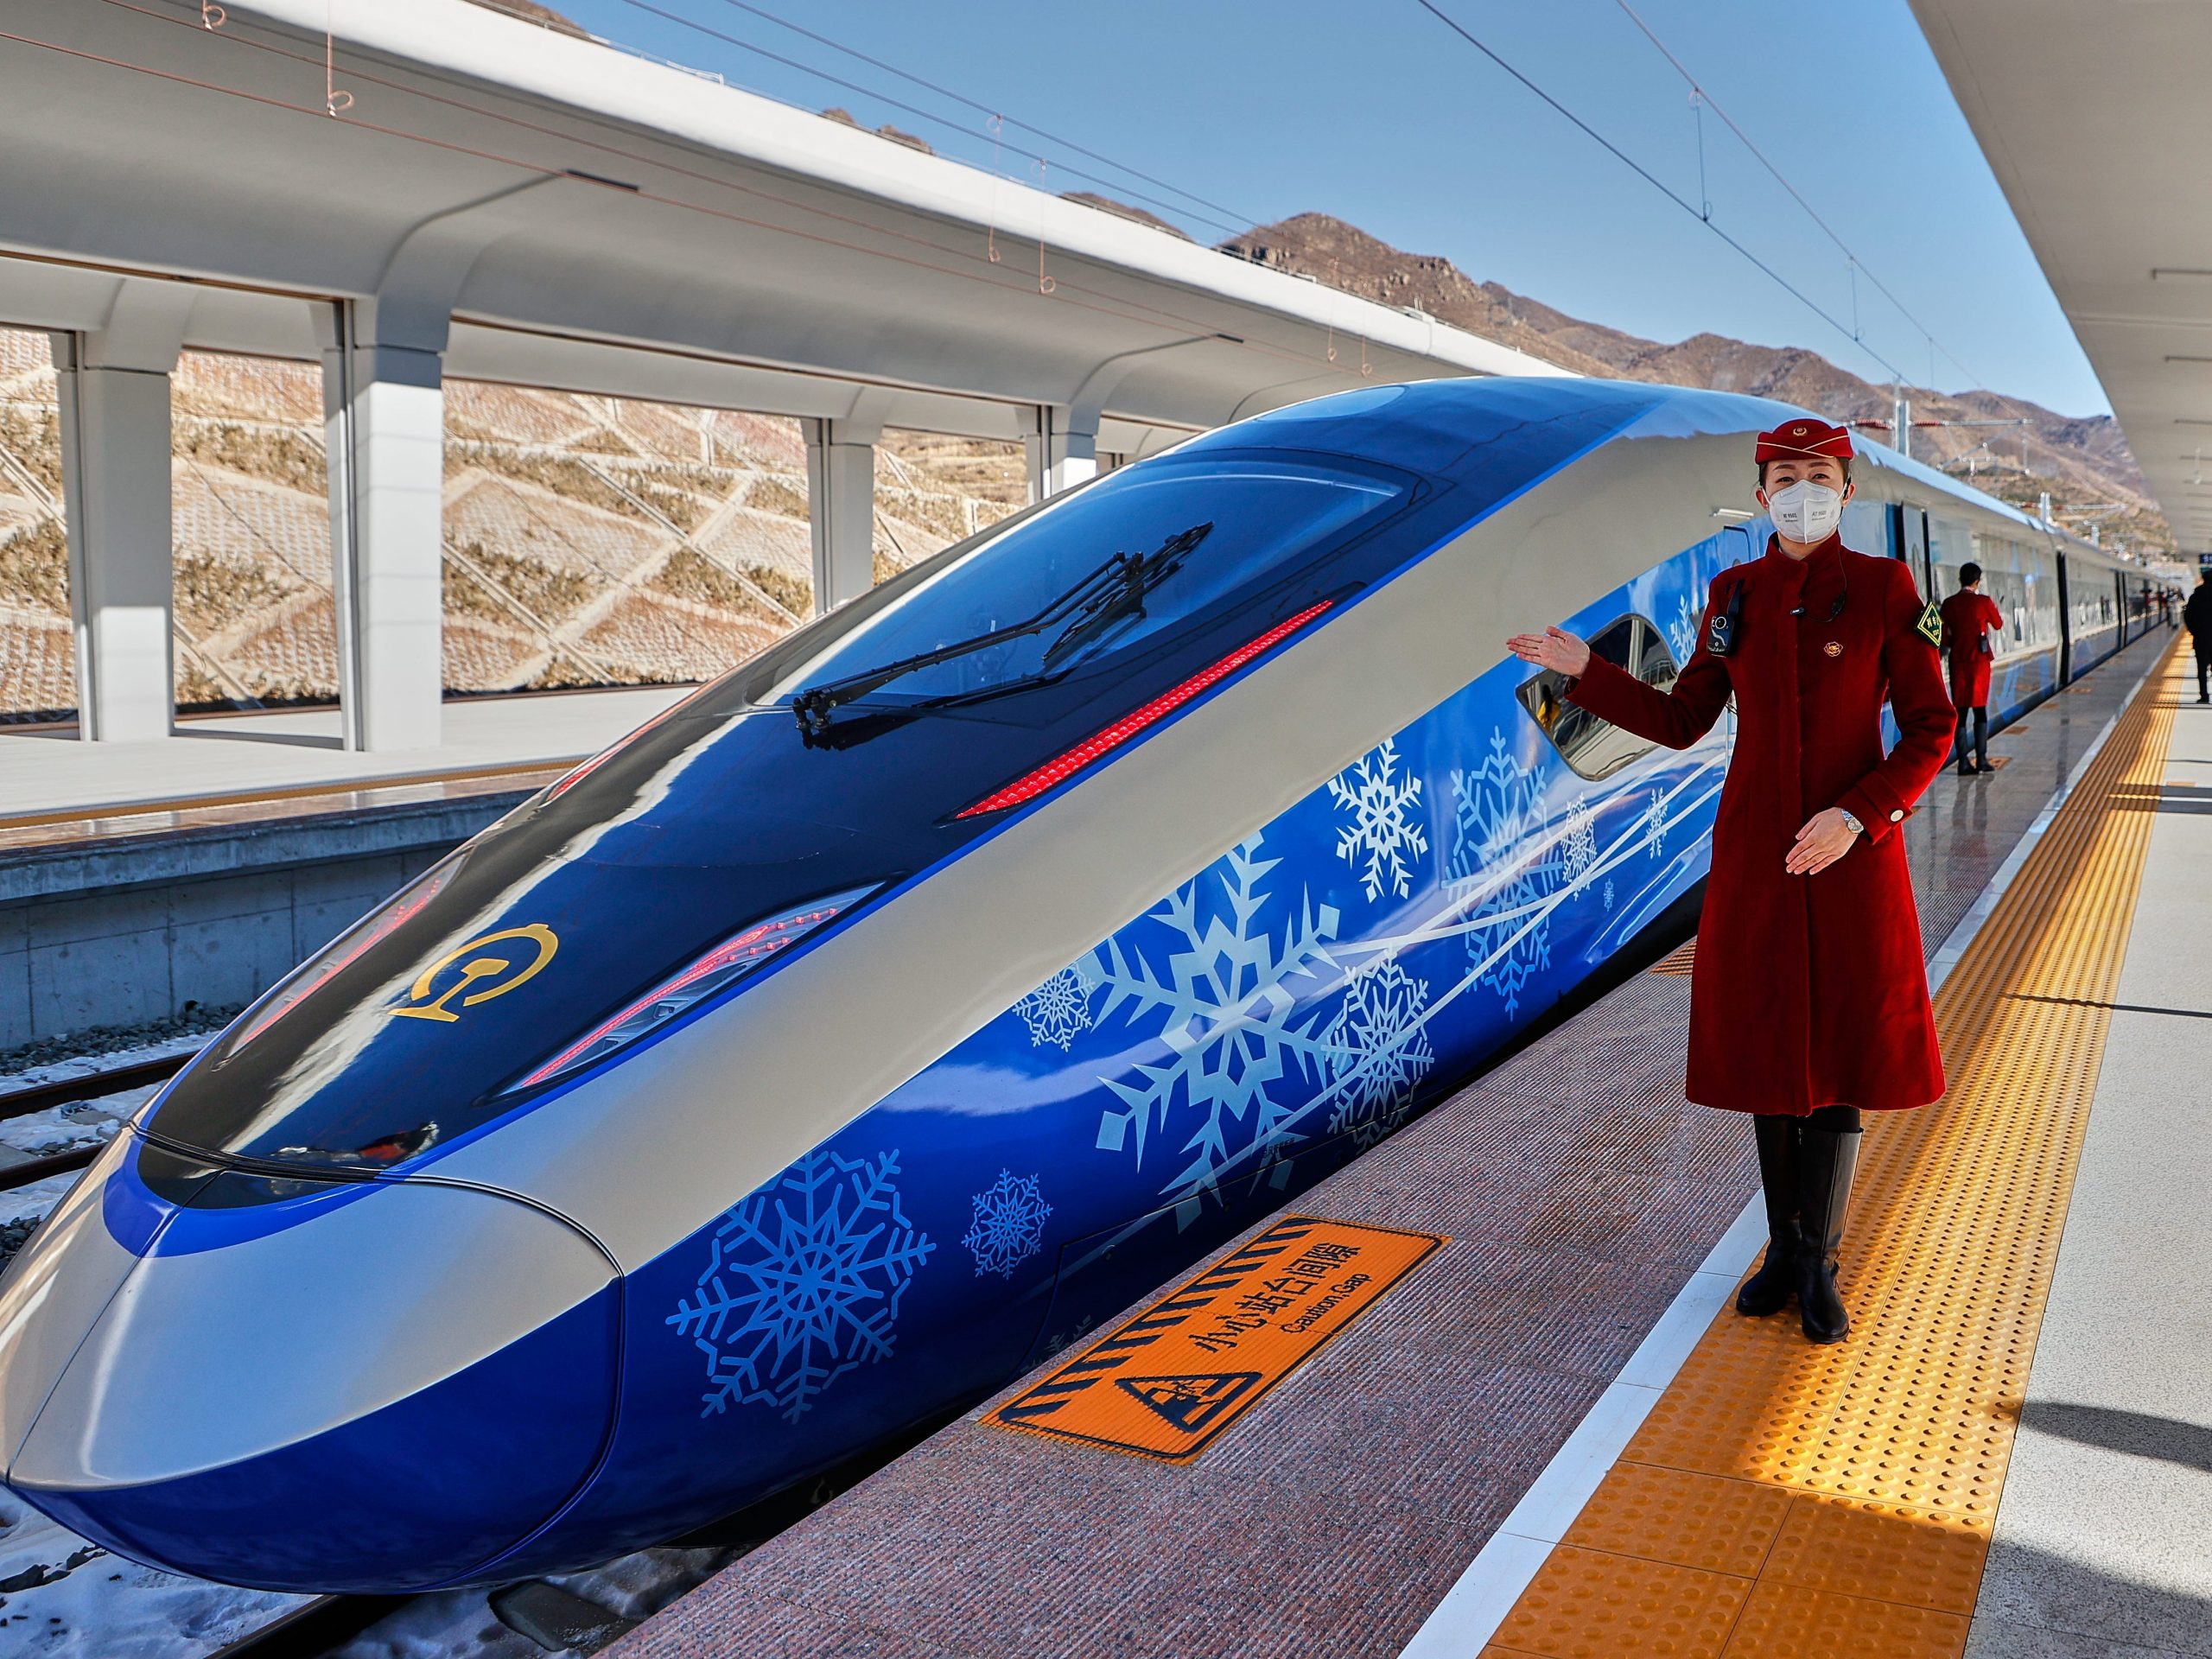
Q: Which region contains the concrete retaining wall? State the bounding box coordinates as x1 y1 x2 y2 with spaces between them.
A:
0 791 530 1051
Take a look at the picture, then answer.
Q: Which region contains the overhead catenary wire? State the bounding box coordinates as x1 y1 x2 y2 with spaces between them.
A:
694 0 1265 234
1610 0 1990 395
1412 0 1908 386
614 0 1257 244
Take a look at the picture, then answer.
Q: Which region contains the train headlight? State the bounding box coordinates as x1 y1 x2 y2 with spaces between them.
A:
509 885 876 1091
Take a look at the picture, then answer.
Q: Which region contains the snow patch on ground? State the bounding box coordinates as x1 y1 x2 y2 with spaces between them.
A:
0 1496 304 1657
0 1029 218 1094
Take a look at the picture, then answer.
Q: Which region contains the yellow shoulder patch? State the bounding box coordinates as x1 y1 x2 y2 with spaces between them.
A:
1916 600 1945 648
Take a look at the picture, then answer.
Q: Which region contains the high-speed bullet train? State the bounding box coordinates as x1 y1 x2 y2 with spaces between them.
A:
0 379 2156 1593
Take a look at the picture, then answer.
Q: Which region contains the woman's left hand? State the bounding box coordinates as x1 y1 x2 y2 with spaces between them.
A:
1785 807 1859 875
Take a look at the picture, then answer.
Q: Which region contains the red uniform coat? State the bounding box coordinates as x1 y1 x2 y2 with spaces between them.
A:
1565 536 1955 1116
1941 589 2005 708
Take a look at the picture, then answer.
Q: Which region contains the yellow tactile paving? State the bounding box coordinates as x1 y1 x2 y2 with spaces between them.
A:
1759 1495 1987 1614
1493 1547 1751 1658
1719 1583 1968 1659
1489 643 2183 1659
1560 1464 1791 1578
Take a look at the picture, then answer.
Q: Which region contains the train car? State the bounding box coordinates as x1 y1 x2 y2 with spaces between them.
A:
1836 441 2142 732
0 378 2158 1595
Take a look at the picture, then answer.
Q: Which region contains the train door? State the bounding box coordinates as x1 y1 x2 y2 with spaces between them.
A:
2056 550 2073 685
1900 506 1932 596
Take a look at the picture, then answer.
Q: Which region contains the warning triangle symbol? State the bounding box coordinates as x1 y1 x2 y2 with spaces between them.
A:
1115 1372 1264 1433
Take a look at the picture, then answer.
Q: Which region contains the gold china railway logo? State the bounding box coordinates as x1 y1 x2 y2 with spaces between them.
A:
392 925 560 1023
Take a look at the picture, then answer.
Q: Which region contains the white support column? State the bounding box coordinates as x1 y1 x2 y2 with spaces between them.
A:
51 282 193 744
319 302 446 752
804 418 878 615
1023 404 1098 505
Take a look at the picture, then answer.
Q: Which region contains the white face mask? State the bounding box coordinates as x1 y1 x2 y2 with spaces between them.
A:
1764 479 1844 544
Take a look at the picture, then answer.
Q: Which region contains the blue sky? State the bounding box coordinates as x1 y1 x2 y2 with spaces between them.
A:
551 0 2109 417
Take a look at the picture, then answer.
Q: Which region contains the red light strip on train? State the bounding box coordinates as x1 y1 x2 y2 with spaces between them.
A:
513 899 853 1090
955 601 1335 819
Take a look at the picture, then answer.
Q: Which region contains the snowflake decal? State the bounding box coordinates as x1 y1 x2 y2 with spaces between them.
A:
668 1149 935 1423
963 1170 1052 1277
1322 957 1435 1148
1448 728 1557 1020
1014 960 1098 1050
1328 738 1430 901
1645 789 1669 859
1603 877 1616 913
1666 591 1702 665
1090 836 1339 1202
1559 795 1598 888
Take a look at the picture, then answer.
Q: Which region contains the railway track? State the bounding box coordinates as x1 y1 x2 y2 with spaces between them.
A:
0 1048 195 1192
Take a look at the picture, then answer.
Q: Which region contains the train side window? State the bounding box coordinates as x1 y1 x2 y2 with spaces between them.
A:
1517 613 1681 781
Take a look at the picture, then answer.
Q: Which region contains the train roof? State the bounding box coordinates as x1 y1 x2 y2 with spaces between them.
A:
1232 378 2141 577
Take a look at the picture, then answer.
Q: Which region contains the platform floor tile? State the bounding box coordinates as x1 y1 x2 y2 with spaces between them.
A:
1493 1544 1751 1657
1719 1582 1968 1659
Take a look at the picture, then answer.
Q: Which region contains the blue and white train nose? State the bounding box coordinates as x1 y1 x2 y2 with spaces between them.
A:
0 1133 620 1593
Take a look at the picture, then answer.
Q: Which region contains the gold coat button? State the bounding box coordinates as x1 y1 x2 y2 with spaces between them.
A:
1824 640 1843 658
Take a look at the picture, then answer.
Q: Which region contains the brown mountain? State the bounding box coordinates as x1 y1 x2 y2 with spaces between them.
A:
1060 193 1192 241
464 0 588 36
1220 213 2171 554
820 108 936 156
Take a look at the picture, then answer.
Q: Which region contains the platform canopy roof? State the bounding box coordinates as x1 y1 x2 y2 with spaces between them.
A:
1912 0 2212 558
0 0 1566 451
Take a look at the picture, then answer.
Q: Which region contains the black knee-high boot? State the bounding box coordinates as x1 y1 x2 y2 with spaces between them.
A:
1735 1116 1798 1316
1796 1111 1862 1344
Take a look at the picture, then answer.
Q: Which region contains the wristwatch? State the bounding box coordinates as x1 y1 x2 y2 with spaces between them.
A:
1839 809 1865 836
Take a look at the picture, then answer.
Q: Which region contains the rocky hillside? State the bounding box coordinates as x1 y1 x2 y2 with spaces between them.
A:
1222 214 2170 553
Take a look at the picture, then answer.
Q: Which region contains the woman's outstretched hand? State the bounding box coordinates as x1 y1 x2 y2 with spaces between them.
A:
1505 626 1592 678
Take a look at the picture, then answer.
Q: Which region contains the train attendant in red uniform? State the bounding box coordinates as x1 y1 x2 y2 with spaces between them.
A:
1940 564 2005 775
1506 418 1955 1343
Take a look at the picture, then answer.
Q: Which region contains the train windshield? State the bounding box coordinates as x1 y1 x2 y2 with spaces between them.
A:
766 459 1407 714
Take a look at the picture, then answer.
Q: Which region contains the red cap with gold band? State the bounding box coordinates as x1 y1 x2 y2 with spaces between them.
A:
1753 417 1854 463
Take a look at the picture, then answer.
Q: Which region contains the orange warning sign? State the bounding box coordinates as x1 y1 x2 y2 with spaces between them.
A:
990 1215 1444 1460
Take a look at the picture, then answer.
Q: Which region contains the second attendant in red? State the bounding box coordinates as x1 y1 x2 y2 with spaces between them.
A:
1941 570 2006 775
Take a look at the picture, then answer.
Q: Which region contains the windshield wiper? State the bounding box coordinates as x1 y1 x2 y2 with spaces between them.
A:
791 523 1211 740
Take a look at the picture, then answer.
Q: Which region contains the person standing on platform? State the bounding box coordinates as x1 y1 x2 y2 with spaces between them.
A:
1941 564 2005 776
1506 418 1955 1344
2187 570 2212 705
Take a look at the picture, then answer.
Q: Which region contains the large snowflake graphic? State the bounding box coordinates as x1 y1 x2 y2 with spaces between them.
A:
1666 590 1702 665
1447 728 1558 1020
668 1149 935 1423
1322 957 1435 1149
963 1170 1052 1277
1328 737 1430 901
1013 959 1098 1050
1559 795 1598 888
1090 836 1339 1203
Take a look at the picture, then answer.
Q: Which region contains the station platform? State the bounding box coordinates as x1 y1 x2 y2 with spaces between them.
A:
0 685 690 835
607 626 2203 1659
